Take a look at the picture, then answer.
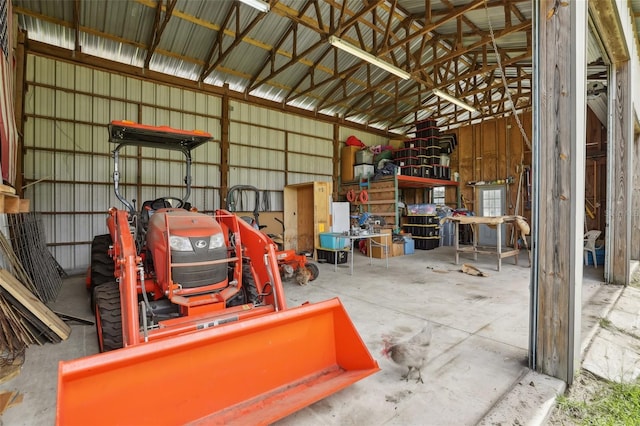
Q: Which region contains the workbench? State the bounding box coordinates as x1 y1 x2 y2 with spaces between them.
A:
444 215 529 271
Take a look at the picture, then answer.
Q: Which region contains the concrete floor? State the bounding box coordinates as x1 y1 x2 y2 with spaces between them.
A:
0 245 621 425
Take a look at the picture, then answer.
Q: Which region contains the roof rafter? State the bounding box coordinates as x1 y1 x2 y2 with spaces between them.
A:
199 3 268 82
144 0 177 69
73 0 80 52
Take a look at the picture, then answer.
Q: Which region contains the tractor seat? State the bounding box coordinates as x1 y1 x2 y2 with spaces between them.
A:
140 199 171 229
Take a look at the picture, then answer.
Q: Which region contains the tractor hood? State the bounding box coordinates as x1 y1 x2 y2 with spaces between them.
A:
147 209 224 238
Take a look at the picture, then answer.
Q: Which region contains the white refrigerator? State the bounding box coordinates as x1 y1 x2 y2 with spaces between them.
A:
330 202 350 233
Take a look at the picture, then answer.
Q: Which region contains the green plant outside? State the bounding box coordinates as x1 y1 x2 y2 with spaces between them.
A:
554 378 640 425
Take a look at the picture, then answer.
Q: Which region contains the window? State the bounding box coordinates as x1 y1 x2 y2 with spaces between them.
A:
481 188 503 216
433 186 445 205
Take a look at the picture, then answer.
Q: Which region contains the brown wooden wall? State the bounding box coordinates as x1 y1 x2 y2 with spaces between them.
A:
584 107 607 234
443 108 606 237
447 113 533 225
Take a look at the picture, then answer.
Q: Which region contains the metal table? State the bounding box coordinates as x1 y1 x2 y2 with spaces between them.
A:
328 233 390 275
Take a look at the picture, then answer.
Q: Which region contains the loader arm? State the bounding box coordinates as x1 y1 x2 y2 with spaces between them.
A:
109 207 142 347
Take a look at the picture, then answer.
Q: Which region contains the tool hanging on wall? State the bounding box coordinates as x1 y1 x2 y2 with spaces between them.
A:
523 166 532 210
509 165 524 247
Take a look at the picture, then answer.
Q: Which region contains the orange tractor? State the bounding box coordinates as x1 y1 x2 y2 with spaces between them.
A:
57 121 379 425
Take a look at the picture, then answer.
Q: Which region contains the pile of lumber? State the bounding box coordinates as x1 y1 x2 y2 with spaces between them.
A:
0 269 70 346
0 210 70 375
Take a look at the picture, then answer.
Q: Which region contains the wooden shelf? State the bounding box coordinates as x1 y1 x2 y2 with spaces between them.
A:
397 175 459 188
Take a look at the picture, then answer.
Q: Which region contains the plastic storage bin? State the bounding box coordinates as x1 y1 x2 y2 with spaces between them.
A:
355 149 374 165
413 236 440 250
353 164 375 179
319 233 350 250
316 248 349 264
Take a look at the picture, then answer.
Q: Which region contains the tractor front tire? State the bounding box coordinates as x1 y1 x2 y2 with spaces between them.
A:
242 264 260 305
93 282 123 352
227 264 260 307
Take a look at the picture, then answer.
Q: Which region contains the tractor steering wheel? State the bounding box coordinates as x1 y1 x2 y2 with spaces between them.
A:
151 196 184 210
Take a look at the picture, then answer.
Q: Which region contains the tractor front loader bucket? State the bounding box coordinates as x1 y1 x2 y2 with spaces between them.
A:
57 298 379 425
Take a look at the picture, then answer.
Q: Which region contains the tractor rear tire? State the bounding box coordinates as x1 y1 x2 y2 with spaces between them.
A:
306 262 319 281
226 264 260 307
93 282 123 352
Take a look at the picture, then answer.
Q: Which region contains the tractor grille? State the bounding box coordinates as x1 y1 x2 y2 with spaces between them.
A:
171 246 227 288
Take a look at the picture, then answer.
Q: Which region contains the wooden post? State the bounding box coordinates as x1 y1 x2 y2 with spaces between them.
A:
533 0 587 384
608 63 632 284
219 88 230 209
14 30 27 196
631 129 640 261
332 123 340 201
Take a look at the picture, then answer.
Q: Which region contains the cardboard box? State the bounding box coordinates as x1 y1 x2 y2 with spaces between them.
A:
370 229 392 259
392 242 404 257
389 139 406 149
341 145 360 181
370 245 388 259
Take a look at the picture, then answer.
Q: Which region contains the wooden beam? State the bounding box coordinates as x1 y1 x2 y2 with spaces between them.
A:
588 0 630 64
381 0 486 54
73 0 81 52
24 39 393 140
332 122 340 201
609 62 633 284
144 0 177 69
14 30 27 197
249 38 325 92
249 22 298 91
534 0 587 385
200 6 268 82
220 88 230 209
631 131 640 260
200 2 237 82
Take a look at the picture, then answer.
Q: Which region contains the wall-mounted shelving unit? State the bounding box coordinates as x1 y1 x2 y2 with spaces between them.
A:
340 175 459 230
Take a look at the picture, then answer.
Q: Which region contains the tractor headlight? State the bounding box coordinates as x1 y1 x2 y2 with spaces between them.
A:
169 235 193 252
209 233 225 249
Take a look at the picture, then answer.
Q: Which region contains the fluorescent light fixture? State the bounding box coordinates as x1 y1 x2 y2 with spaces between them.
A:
328 36 411 80
238 0 270 13
432 88 478 113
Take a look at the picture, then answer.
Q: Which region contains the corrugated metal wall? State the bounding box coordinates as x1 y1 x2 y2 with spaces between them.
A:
228 101 333 212
23 54 222 273
22 54 386 273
